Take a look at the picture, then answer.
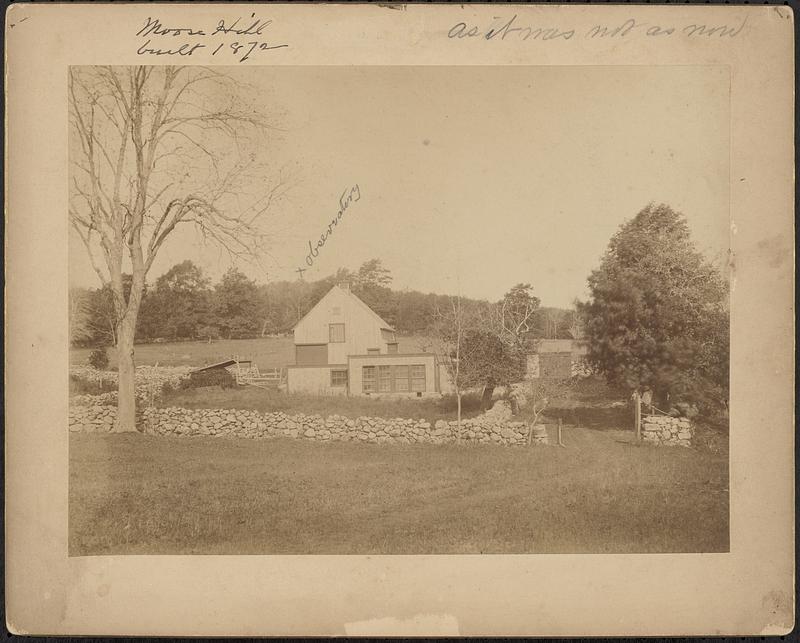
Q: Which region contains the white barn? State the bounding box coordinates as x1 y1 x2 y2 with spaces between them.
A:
286 284 442 397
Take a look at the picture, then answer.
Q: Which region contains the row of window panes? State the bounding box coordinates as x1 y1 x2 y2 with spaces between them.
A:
330 369 348 387
362 365 425 393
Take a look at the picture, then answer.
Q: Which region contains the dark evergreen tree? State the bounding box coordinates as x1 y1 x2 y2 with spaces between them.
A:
579 203 729 414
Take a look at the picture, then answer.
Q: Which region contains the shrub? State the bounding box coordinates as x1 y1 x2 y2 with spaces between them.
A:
180 368 237 390
88 348 110 370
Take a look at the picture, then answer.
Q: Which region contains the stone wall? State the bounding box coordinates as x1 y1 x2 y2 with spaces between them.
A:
68 397 549 446
70 365 193 401
70 365 192 389
641 414 693 446
69 401 144 433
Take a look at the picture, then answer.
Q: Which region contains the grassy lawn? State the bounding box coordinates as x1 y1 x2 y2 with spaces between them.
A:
70 335 433 369
159 386 485 422
69 428 729 555
151 375 629 426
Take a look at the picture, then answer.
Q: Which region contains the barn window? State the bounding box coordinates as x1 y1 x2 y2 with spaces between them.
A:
330 369 348 387
387 343 398 354
362 366 376 393
329 323 345 343
410 364 426 392
394 365 410 392
378 365 392 392
381 329 396 342
367 348 380 355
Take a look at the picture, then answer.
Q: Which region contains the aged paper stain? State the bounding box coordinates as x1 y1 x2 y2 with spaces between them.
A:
344 613 460 636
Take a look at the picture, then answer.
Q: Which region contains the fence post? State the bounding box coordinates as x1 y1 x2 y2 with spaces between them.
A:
634 391 641 441
557 416 564 447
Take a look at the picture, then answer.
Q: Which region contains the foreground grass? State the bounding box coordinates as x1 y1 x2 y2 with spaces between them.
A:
69 428 729 555
159 387 484 422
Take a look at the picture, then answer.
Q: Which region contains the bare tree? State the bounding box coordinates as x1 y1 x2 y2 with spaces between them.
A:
480 283 540 405
547 309 564 339
69 66 288 431
566 305 584 340
431 294 470 434
494 283 539 351
432 283 541 425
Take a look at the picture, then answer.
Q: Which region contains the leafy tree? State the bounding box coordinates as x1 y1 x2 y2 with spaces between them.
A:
83 285 118 346
213 267 261 339
459 329 527 407
433 285 533 425
69 287 95 347
77 276 141 347
354 258 392 289
139 261 211 340
197 324 221 343
394 290 433 334
579 203 729 414
352 258 396 325
332 266 355 285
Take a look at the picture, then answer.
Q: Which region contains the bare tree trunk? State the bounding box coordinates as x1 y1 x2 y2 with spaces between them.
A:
115 317 138 432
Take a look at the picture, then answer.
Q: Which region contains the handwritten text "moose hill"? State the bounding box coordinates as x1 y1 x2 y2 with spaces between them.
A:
135 14 289 63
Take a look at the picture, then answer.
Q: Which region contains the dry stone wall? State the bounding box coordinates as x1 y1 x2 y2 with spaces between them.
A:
70 365 193 401
69 401 145 433
641 414 693 446
68 397 549 446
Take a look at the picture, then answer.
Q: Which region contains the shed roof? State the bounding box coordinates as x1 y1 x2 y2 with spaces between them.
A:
190 358 250 373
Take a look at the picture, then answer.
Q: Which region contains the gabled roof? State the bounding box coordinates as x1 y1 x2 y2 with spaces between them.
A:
342 287 395 332
292 285 395 332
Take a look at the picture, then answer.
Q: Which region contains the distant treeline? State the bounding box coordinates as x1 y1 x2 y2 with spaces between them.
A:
69 258 576 347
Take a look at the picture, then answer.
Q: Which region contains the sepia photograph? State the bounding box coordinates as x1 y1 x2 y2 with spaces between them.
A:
67 64 731 556
6 1 795 636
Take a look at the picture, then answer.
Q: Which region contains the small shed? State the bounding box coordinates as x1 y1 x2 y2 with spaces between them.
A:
190 359 241 373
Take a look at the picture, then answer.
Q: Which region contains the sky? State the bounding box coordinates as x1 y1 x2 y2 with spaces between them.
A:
69 65 730 309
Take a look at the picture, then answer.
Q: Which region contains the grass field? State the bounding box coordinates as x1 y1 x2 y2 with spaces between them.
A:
159 387 486 422
156 374 631 425
70 335 432 369
69 427 729 555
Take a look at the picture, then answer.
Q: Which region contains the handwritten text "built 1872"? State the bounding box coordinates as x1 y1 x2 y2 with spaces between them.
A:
135 14 288 62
